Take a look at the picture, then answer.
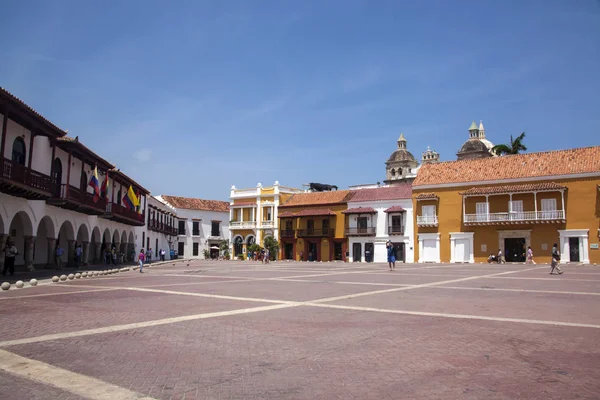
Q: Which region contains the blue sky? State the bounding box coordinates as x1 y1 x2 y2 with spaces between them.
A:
1 0 599 200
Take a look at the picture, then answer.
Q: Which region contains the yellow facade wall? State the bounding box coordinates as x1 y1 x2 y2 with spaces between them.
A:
414 177 600 264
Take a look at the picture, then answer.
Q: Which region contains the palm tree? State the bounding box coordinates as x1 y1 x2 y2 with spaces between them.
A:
492 132 527 156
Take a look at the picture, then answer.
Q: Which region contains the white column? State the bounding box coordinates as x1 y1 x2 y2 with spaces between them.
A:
229 207 233 223
418 236 424 263
582 235 590 264
486 195 490 222
533 192 538 219
462 195 466 224
240 208 243 222
560 190 565 219
449 236 455 263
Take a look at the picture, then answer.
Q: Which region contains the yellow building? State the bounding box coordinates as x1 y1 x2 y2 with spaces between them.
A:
278 190 354 261
229 181 303 258
412 146 600 264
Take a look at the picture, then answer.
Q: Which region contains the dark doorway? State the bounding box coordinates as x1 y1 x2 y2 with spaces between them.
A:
234 237 243 256
52 158 63 197
569 238 580 262
504 238 526 262
177 242 184 257
307 220 315 235
12 137 26 165
333 242 343 260
394 243 406 263
284 243 294 260
364 242 374 262
353 242 362 262
308 242 318 261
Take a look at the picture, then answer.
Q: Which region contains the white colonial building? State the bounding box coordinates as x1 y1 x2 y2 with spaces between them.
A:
0 88 148 272
157 195 230 259
344 184 414 263
146 195 178 260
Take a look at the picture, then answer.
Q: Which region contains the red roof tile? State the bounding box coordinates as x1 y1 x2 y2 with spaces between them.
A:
460 182 566 196
383 205 405 213
162 195 230 212
416 193 439 200
1 87 67 136
342 207 377 214
414 146 600 187
279 211 296 218
349 184 412 202
280 190 354 207
295 209 336 217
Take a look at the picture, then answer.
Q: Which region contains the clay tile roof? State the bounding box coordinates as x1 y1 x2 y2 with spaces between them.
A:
383 205 405 213
162 195 230 212
349 184 412 202
416 193 439 200
342 207 377 214
414 146 600 187
295 209 336 217
460 182 566 196
56 136 114 170
0 87 66 136
279 211 296 218
280 190 354 207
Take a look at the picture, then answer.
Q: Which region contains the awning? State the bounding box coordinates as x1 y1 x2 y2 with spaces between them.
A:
460 182 566 196
383 205 405 213
342 207 377 215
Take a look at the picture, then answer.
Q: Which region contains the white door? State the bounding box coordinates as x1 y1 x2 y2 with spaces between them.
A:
423 239 437 262
454 239 469 262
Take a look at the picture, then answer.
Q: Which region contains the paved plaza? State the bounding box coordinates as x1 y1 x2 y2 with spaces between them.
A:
1 260 599 399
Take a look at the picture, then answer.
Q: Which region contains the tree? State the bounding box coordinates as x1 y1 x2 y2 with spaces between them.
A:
263 236 280 261
219 239 230 260
492 132 527 156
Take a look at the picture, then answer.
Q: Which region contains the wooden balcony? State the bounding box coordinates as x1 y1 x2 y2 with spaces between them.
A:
46 184 106 215
388 226 404 235
148 219 178 235
345 227 376 236
0 157 53 199
297 228 335 238
417 215 438 227
280 229 295 238
464 210 565 226
230 221 257 229
102 202 145 226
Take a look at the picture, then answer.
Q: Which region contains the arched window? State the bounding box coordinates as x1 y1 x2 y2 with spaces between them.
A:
247 236 255 246
234 236 243 256
12 137 26 165
390 168 396 176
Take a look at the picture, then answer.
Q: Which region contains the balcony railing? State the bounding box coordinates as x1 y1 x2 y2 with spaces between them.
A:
1 158 53 197
105 202 145 225
261 220 274 228
230 221 257 229
464 210 565 225
48 184 106 213
345 227 376 236
148 219 178 235
280 229 295 238
388 226 404 235
297 228 335 237
417 215 438 226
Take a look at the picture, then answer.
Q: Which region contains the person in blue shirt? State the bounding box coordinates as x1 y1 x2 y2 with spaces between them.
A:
386 241 396 271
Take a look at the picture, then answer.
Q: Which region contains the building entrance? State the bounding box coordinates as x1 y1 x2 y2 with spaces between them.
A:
569 237 580 262
284 243 294 260
504 238 526 262
308 242 318 261
352 243 361 262
393 243 405 263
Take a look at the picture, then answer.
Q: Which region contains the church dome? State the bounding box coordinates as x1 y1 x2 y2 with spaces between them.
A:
387 148 417 163
456 120 495 160
458 138 490 154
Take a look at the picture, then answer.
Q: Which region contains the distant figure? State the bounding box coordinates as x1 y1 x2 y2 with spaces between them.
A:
387 241 395 271
497 249 505 264
146 248 152 264
550 243 563 275
111 247 117 265
160 249 166 262
56 245 65 270
138 249 145 273
75 242 83 269
3 240 18 276
526 246 535 264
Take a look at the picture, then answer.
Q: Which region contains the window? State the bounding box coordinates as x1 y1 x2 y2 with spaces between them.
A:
285 220 293 230
81 171 87 192
510 200 523 212
307 220 314 233
211 221 220 237
322 219 330 233
192 221 200 236
234 236 243 256
178 242 185 256
476 202 488 222
541 198 558 219
390 169 395 176
12 137 26 165
193 242 199 256
422 205 436 224
178 220 186 235
391 215 403 233
357 217 367 232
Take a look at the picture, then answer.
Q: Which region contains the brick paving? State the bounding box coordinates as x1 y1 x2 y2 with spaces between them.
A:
0 260 599 399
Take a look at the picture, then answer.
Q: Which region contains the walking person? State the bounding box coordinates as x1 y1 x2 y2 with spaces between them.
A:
550 243 563 275
497 249 505 264
75 242 83 269
111 247 117 265
525 246 535 264
138 248 145 273
160 249 165 262
386 241 396 271
3 240 18 276
56 245 65 270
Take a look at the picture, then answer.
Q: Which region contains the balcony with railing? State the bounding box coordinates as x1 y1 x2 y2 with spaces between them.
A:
464 210 565 225
387 226 404 235
46 184 106 215
103 202 145 226
345 227 376 236
280 229 295 238
261 220 275 229
230 221 257 229
297 228 335 238
417 215 438 227
148 219 178 235
1 158 53 199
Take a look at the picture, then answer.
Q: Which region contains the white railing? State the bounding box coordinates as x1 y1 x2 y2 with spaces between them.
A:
417 215 438 225
230 221 257 229
261 220 275 228
231 189 258 197
464 210 564 223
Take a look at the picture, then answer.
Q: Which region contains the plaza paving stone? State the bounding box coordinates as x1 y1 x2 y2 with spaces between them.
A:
0 370 86 400
0 260 599 399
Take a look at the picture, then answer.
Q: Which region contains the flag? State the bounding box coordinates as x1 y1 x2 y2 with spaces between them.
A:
122 185 140 210
100 173 109 200
136 190 142 214
88 166 100 203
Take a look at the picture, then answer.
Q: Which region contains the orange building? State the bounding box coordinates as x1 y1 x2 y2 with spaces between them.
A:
412 146 600 264
278 190 354 261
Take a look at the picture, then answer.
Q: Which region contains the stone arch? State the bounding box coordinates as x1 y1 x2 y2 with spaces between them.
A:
112 229 120 246
119 230 128 255
121 230 127 243
91 226 101 244
233 235 244 256
8 211 34 268
103 228 111 245
57 220 75 266
34 216 56 267
76 223 90 244
0 210 5 236
90 226 102 263
245 234 256 246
